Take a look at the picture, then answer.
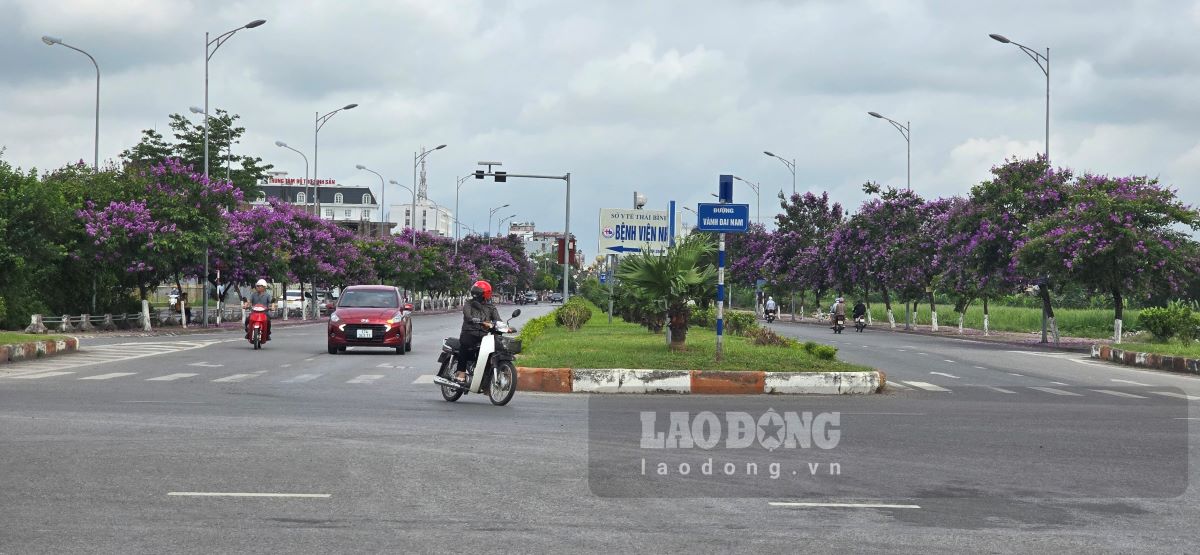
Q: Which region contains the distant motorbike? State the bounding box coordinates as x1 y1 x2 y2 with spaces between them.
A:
832 314 846 334
246 304 271 349
854 315 866 333
764 309 776 323
432 309 522 406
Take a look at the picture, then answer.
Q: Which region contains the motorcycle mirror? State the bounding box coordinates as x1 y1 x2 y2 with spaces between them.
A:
511 309 522 318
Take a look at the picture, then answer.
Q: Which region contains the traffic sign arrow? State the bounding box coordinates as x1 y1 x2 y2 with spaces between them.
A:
607 245 642 253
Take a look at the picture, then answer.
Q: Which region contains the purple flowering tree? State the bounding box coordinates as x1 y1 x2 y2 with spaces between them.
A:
772 192 844 319
1018 173 1200 339
78 199 178 300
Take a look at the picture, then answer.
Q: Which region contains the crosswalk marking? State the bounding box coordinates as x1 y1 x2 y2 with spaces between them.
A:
1090 389 1146 399
986 386 1017 394
9 371 76 379
1152 391 1200 401
901 381 950 392
347 374 384 384
1 340 225 375
146 373 198 381
283 374 323 383
212 373 262 383
886 381 910 390
412 374 436 384
1029 387 1081 397
79 372 137 380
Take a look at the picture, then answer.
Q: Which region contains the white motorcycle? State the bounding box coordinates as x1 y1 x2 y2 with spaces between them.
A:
432 309 522 406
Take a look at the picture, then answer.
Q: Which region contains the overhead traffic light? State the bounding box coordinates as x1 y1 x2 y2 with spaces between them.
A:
494 171 507 183
474 170 485 179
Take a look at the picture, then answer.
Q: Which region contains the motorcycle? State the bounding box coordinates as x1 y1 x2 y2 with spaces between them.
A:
832 314 846 334
764 309 776 323
246 303 272 349
432 309 522 406
854 315 867 333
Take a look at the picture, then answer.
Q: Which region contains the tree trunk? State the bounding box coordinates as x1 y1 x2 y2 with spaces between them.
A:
928 290 938 332
983 297 990 335
1113 287 1124 344
668 310 688 351
1038 285 1055 344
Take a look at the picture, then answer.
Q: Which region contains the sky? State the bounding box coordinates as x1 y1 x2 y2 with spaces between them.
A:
3 0 1199 263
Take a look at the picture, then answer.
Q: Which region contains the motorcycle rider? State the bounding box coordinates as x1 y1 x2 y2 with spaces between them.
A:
832 297 847 328
242 279 276 335
853 299 867 321
455 280 502 384
764 296 777 319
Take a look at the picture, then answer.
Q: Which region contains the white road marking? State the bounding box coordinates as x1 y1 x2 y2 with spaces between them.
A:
1111 379 1150 386
769 502 920 509
886 381 911 390
974 366 986 370
917 352 929 356
986 386 1017 394
212 372 265 383
283 374 322 383
280 364 292 368
861 345 870 348
901 381 950 392
4 340 222 374
1049 381 1070 386
1029 387 1082 397
1176 418 1200 420
412 375 436 384
896 349 907 352
167 492 331 499
1008 373 1024 377
1152 391 1200 401
1090 389 1146 399
8 371 75 379
347 374 384 384
929 372 960 379
79 372 137 380
304 358 316 362
146 373 198 381
187 362 224 368
943 360 956 363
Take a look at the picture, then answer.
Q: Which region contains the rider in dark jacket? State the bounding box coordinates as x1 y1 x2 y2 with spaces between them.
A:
455 280 501 383
853 300 867 320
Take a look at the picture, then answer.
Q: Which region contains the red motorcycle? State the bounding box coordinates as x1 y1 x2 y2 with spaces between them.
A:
246 304 272 349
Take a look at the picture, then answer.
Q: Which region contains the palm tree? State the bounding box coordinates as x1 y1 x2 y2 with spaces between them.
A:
617 233 716 351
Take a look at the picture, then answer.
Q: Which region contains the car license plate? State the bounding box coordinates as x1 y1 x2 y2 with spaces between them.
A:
356 329 373 339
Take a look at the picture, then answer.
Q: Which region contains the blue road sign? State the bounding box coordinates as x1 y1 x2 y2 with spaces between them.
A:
599 273 608 284
695 203 751 233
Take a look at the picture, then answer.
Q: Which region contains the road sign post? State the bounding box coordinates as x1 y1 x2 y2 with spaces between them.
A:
696 176 748 362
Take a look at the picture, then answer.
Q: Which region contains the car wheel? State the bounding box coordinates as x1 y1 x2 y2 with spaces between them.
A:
327 343 337 355
337 346 347 353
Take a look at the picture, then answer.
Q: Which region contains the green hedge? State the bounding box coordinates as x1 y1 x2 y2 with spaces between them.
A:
1138 302 1199 343
554 297 596 331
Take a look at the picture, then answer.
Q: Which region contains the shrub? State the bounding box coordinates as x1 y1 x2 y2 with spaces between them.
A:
0 296 6 327
724 311 759 337
689 306 714 328
802 341 838 360
518 312 555 344
745 327 797 348
555 297 594 331
1138 302 1200 343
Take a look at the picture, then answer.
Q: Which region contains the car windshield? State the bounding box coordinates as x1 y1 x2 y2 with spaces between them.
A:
337 290 398 308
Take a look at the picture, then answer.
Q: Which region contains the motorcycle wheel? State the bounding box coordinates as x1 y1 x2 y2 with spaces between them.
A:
488 361 518 406
439 361 463 402
252 329 261 349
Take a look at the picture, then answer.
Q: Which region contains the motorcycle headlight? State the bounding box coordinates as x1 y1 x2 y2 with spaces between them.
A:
330 312 341 323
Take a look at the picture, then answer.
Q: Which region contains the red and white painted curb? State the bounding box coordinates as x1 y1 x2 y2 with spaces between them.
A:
517 367 884 394
0 337 79 364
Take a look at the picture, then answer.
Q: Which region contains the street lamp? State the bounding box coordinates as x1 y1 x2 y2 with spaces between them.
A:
42 36 99 171
389 180 416 238
313 103 358 218
274 141 309 212
732 175 762 225
454 174 471 256
990 33 1050 162
191 106 237 181
763 150 796 196
412 144 447 246
355 164 385 236
867 111 911 191
204 19 266 182
488 204 511 242
498 214 518 238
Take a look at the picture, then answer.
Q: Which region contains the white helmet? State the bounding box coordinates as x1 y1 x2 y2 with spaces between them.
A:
767 296 773 301
255 279 269 287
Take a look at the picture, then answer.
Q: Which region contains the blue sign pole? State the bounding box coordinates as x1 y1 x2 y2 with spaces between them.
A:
716 174 733 362
669 200 676 247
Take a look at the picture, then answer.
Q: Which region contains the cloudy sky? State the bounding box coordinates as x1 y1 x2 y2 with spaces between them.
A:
3 0 1199 260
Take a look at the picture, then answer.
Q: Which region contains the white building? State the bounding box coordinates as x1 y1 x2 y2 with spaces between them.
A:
389 198 453 237
253 177 378 224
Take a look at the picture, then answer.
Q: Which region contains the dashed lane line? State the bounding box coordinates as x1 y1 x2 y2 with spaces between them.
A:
412 375 436 384
901 381 951 392
1090 389 1147 399
347 374 384 384
146 373 198 381
8 371 76 380
79 372 137 380
986 386 1017 394
283 374 322 384
1152 391 1200 401
1029 387 1082 397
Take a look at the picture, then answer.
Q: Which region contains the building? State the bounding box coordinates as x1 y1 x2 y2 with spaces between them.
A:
252 177 388 235
388 198 453 237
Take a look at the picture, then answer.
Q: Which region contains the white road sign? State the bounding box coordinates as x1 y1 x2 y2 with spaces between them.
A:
598 208 674 256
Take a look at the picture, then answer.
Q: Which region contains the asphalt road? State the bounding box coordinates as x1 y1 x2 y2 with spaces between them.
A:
0 306 1197 554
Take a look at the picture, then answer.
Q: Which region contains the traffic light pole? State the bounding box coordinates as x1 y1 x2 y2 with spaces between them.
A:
476 170 571 303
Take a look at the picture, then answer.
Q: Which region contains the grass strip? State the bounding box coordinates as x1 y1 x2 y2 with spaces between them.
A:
0 332 68 344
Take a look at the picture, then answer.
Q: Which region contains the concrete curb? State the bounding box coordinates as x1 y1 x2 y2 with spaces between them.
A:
517 367 882 395
0 337 79 364
1091 344 1200 375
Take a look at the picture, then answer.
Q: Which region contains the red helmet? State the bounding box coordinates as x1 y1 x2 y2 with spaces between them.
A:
471 280 493 301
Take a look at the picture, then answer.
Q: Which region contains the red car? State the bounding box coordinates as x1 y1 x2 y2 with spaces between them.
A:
327 285 413 355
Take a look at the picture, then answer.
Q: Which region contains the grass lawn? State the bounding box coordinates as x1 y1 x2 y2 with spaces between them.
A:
864 304 1131 339
518 307 871 373
1111 341 1200 358
0 332 67 345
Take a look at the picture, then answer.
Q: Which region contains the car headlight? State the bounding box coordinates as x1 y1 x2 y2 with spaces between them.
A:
330 312 341 323
386 311 404 324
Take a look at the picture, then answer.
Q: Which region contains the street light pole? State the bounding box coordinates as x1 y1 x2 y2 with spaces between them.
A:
454 174 469 256
389 180 415 238
990 33 1050 162
274 141 309 212
411 144 447 246
762 151 796 196
498 214 518 238
867 112 911 190
41 36 99 170
313 104 359 220
356 165 385 236
488 204 511 242
732 175 761 225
